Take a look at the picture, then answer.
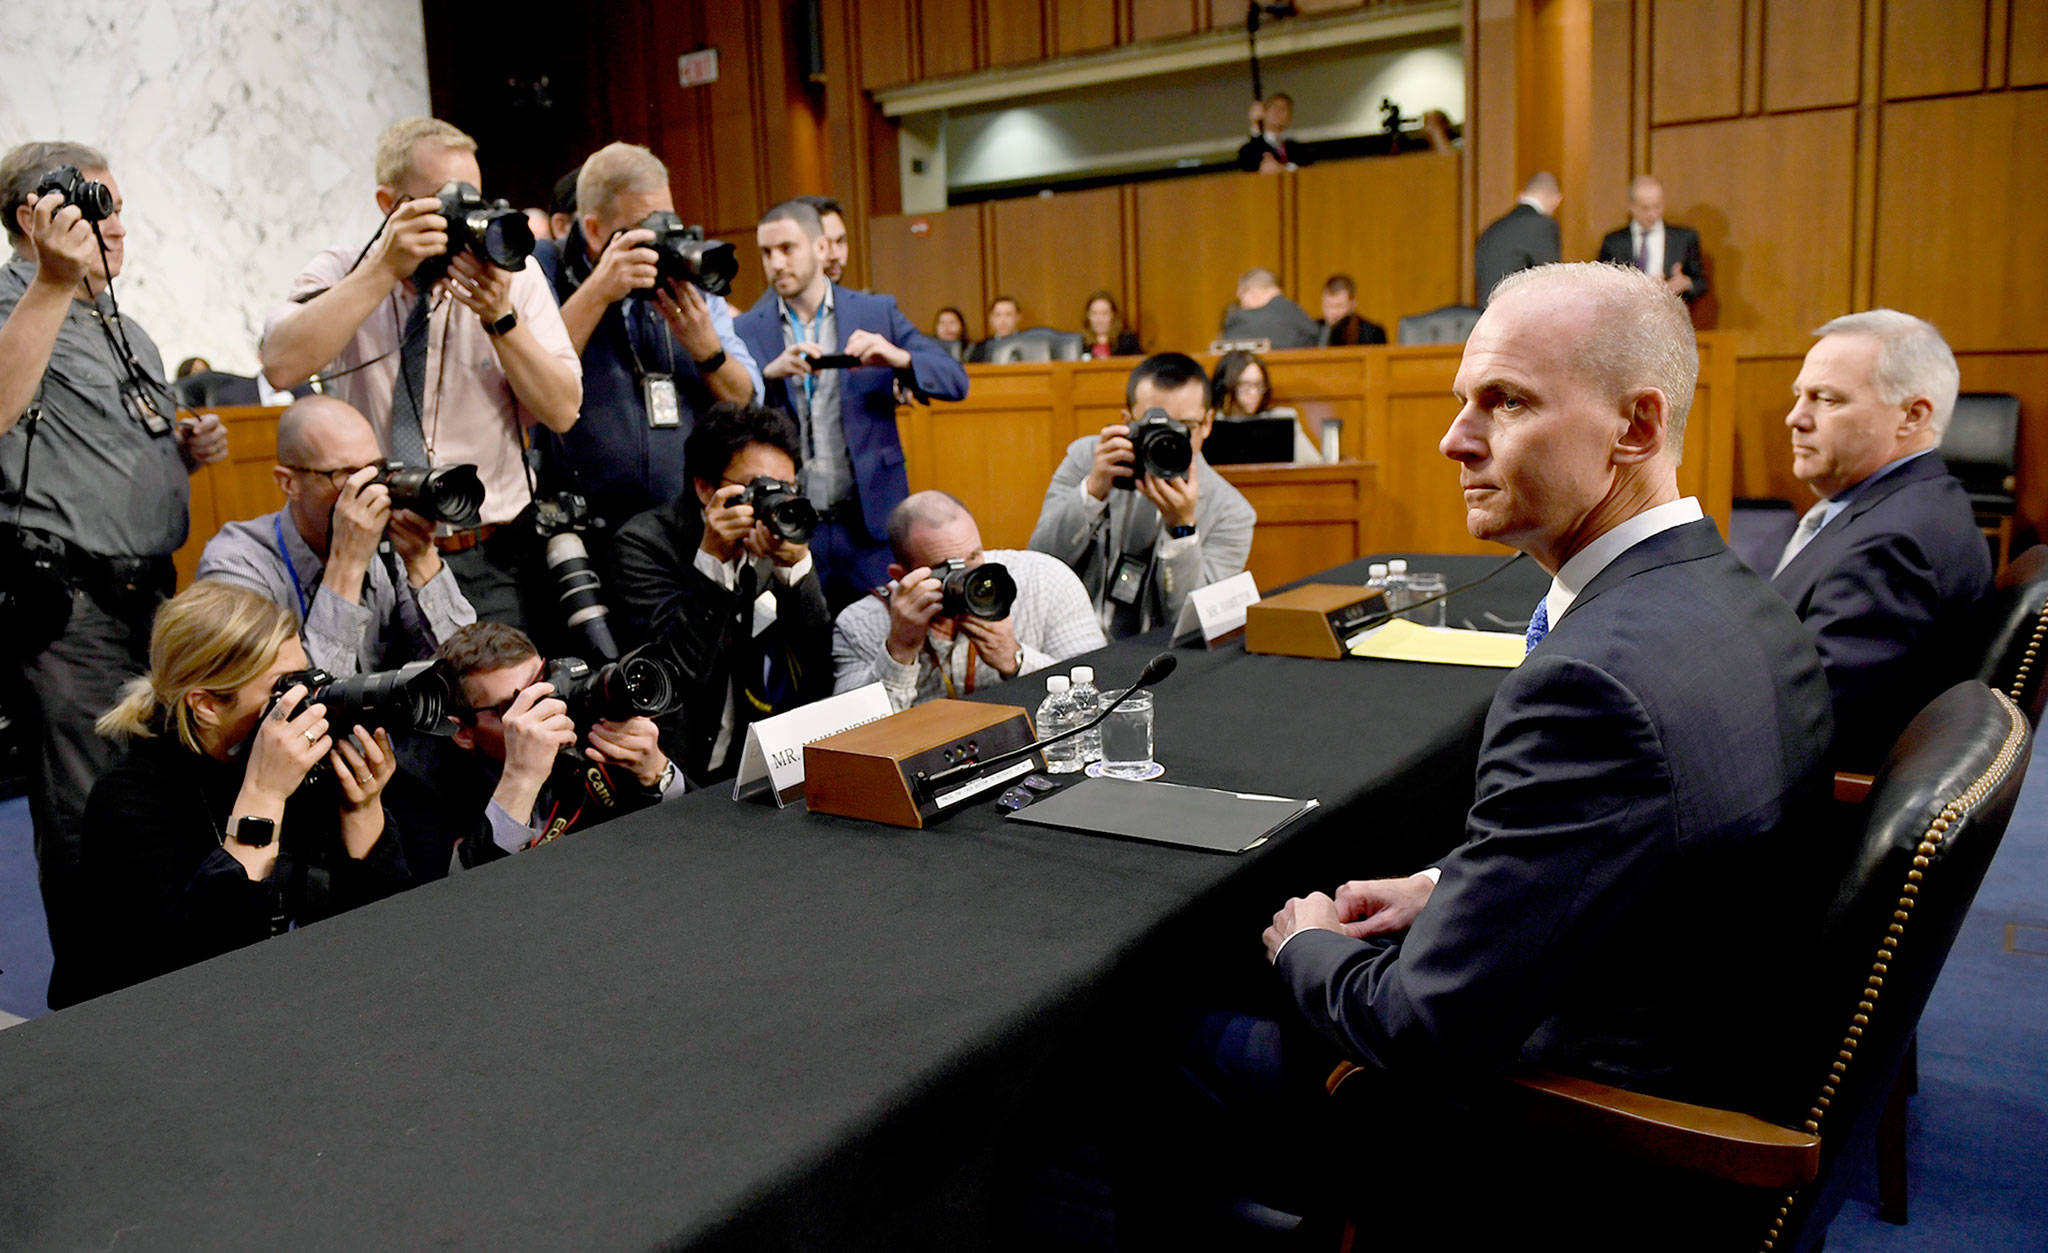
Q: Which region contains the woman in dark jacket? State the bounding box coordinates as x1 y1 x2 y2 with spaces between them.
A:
69 580 408 1004
1081 290 1142 358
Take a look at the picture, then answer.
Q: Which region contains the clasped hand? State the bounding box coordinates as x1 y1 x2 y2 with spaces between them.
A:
1085 423 1199 529
1261 875 1436 963
700 483 808 568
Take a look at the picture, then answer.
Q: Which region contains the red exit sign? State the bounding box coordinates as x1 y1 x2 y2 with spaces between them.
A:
678 49 719 87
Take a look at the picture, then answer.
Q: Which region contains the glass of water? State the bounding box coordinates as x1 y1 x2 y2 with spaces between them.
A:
1402 572 1448 628
1097 689 1155 779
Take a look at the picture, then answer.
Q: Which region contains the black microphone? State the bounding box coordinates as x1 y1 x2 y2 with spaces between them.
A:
914 653 1179 800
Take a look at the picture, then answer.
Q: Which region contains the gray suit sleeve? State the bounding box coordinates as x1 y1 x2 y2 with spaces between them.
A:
1027 437 1104 564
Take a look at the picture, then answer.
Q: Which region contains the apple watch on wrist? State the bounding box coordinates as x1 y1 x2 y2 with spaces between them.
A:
1167 523 1197 539
695 349 727 374
484 308 518 337
232 815 276 848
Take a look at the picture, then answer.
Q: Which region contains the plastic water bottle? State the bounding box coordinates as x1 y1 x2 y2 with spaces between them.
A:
1365 561 1390 596
1384 558 1412 613
1069 665 1103 764
1036 675 1083 773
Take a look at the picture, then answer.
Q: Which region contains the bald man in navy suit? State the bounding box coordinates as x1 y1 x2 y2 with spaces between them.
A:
1770 309 1992 767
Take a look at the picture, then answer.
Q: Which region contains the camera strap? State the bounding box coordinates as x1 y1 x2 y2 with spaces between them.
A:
620 303 682 430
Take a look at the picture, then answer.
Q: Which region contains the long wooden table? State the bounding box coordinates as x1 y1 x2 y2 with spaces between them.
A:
905 338 1737 591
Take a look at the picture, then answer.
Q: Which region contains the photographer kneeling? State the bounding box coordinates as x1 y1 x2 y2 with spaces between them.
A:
389 622 685 877
608 401 835 785
198 394 477 677
74 581 409 1004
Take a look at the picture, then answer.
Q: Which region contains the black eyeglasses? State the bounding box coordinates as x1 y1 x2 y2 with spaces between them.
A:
281 460 384 489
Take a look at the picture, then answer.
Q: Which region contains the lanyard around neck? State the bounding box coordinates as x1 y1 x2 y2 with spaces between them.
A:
783 298 827 403
274 512 312 622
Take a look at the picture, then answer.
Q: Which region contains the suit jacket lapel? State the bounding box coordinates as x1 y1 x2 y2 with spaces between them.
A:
1771 454 1951 605
1559 517 1725 626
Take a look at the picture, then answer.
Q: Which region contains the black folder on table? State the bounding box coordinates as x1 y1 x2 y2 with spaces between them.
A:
1005 778 1318 853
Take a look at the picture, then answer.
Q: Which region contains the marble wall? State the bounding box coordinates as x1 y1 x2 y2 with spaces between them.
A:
0 0 430 378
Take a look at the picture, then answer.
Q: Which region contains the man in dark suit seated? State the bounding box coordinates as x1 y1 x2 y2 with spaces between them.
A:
732 198 969 609
1473 171 1561 307
1219 268 1319 350
607 401 835 786
1769 309 1992 768
1315 274 1386 347
1155 262 1834 1233
1597 175 1708 306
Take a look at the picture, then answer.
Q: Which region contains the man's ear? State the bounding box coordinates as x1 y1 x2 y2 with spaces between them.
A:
887 563 908 582
451 723 476 751
273 465 298 499
583 213 606 251
1612 388 1671 466
374 185 400 217
1898 395 1935 440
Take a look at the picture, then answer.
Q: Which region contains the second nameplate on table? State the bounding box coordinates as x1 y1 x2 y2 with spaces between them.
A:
1006 778 1319 853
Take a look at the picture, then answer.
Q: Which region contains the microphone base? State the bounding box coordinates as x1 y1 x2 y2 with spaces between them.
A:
805 699 1042 829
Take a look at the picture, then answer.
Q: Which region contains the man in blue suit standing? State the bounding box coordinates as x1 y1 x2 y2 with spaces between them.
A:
733 199 968 608
1770 309 1992 768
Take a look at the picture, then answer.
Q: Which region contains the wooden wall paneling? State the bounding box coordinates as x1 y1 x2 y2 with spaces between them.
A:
174 407 288 589
988 0 1049 66
1685 333 1737 529
702 5 772 235
2014 0 2048 85
857 0 916 89
1133 172 1283 356
866 208 989 340
1762 0 1862 111
902 367 1068 548
920 0 982 79
1583 0 1635 262
1873 93 2048 352
1649 110 1858 356
1519 0 1569 199
989 188 1129 338
713 230 767 313
1253 350 1372 462
1732 356 1807 503
1647 0 1745 124
1988 0 2013 85
1130 0 1201 43
1470 0 1520 301
1217 464 1376 591
1292 155 1462 334
1052 0 1119 54
1365 349 1491 555
1881 0 1988 98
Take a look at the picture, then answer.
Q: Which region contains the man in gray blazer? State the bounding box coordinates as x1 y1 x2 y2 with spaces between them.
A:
1029 353 1256 638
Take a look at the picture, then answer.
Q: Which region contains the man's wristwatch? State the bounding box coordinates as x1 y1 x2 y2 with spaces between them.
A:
695 349 727 374
1167 523 1197 539
232 815 276 848
654 759 678 794
484 308 518 337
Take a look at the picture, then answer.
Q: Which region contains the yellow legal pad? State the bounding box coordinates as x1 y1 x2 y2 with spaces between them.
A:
1345 618 1526 668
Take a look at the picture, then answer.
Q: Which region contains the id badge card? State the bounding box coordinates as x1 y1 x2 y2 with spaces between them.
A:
643 373 681 428
1108 553 1148 607
121 378 173 436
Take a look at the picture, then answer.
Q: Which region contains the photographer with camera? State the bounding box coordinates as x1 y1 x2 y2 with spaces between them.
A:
608 402 834 785
531 142 761 534
832 491 1102 712
735 199 969 611
69 581 409 1006
1029 353 1255 639
196 395 477 677
0 141 232 1008
386 622 685 877
259 118 582 633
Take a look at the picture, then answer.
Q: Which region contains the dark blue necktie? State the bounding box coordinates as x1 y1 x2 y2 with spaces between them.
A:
1525 599 1550 654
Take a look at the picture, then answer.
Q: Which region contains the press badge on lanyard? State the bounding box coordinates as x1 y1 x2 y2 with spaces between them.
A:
121 377 173 436
643 373 681 428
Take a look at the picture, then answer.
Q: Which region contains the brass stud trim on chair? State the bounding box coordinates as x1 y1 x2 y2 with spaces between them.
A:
1757 691 2029 1251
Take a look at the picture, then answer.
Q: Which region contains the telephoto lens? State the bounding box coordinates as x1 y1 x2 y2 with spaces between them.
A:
930 559 1018 620
34 165 114 222
738 476 819 545
634 211 738 297
374 462 485 529
543 651 682 727
544 533 621 663
268 660 460 744
1112 407 1194 490
417 181 534 282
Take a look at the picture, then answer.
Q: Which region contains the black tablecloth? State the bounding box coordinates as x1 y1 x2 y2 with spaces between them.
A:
0 554 1547 1250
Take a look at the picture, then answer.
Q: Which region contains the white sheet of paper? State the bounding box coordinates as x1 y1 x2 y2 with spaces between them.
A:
731 682 893 805
1172 570 1260 647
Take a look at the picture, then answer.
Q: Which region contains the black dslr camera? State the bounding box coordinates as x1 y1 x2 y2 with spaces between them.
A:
632 211 738 298
265 661 462 787
34 165 114 222
415 181 534 284
542 652 683 728
1113 407 1194 490
737 476 818 545
374 461 485 528
929 559 1017 621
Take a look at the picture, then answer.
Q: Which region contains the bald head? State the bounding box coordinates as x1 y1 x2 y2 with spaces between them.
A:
1521 171 1562 215
1628 175 1665 230
887 490 982 569
276 394 380 468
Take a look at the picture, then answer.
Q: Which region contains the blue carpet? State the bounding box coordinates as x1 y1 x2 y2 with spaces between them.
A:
0 796 52 1021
